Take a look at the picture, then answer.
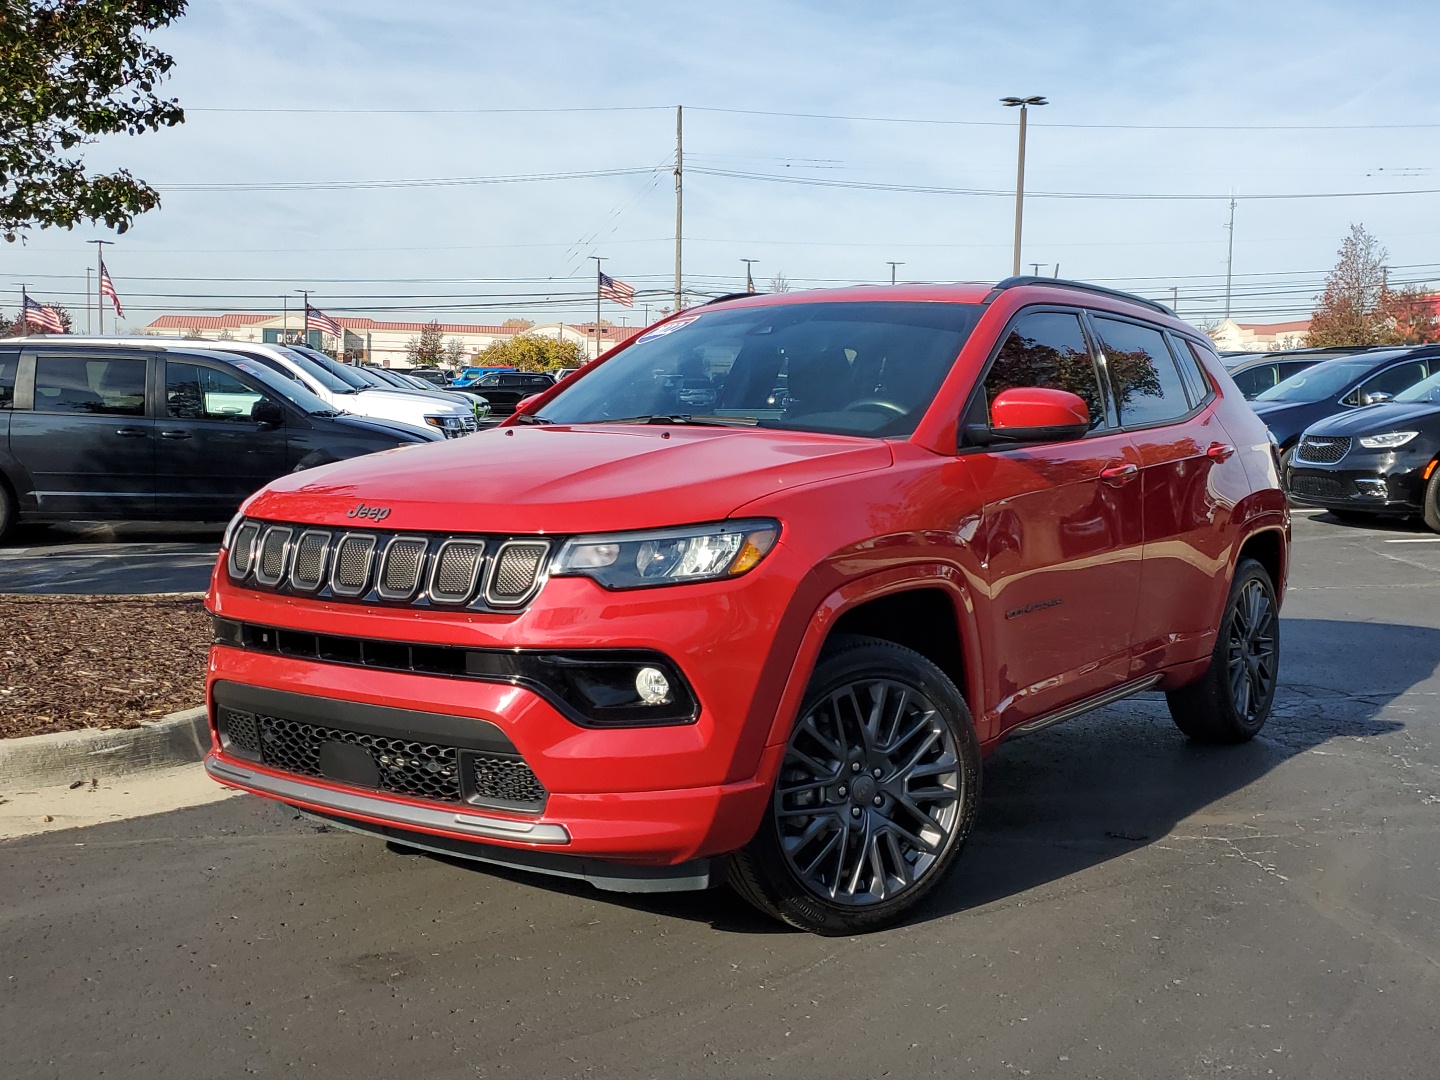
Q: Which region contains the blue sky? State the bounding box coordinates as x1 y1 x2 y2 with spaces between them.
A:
5 0 1438 330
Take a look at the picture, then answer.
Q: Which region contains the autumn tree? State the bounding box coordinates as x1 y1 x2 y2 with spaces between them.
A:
1380 284 1440 345
1 1 188 241
1308 224 1392 346
405 321 447 366
473 332 587 372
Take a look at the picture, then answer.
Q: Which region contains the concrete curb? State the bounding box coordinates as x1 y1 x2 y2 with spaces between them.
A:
0 707 209 791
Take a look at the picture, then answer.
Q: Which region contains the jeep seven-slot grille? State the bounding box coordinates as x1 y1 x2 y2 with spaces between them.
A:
228 519 550 611
1296 436 1352 464
218 706 547 810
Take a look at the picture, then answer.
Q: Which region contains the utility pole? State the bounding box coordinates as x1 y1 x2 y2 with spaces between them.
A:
741 258 759 293
1029 263 1046 276
87 239 112 333
887 261 904 285
297 289 312 347
1171 286 1179 314
590 256 606 359
86 268 92 335
674 105 684 312
1224 194 1236 321
1001 96 1047 278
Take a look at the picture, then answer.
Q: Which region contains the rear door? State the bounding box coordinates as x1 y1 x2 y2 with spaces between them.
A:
1088 316 1238 672
971 308 1145 730
156 358 291 518
7 349 155 519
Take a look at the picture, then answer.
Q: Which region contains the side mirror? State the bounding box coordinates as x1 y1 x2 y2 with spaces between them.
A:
1363 390 1394 405
986 387 1090 443
252 399 285 429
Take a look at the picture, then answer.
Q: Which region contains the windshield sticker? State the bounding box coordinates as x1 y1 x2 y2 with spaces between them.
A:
636 314 702 343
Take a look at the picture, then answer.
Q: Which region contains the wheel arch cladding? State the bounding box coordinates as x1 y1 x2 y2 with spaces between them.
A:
827 587 969 707
1237 528 1286 600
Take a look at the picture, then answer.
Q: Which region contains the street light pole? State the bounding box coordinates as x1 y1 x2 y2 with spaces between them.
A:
1001 95 1047 278
887 261 904 285
741 258 759 294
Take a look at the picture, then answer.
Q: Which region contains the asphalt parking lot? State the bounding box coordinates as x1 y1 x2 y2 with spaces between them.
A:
2 509 1439 1079
0 522 220 594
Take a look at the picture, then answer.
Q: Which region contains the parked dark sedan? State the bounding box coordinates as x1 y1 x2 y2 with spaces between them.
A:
1288 369 1440 529
1223 346 1374 400
1249 346 1440 479
0 342 439 541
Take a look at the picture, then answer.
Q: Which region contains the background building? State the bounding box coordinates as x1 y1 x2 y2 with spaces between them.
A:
140 314 644 366
1208 318 1310 352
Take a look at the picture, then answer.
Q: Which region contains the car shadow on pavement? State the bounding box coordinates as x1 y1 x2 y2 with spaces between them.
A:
411 617 1428 935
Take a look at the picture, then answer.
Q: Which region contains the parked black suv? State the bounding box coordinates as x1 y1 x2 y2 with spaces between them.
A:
0 342 438 541
467 370 559 415
1288 367 1440 528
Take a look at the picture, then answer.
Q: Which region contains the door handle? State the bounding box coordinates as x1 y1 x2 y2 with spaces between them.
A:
1099 462 1139 486
115 427 148 438
1206 442 1236 462
159 430 193 440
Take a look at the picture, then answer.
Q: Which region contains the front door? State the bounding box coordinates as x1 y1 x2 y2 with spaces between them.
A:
8 352 155 519
156 359 290 519
969 309 1144 731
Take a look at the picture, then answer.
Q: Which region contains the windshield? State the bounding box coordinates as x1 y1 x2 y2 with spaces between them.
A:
266 346 356 394
219 356 340 415
1255 359 1381 403
291 346 379 390
537 301 982 437
1394 371 1440 404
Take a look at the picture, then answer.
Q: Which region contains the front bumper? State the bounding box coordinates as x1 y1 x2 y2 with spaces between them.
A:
1287 457 1425 514
204 607 787 876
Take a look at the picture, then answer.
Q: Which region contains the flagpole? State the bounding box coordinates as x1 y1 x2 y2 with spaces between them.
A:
19 284 28 333
87 240 112 334
590 256 605 361
297 289 312 351
86 269 92 335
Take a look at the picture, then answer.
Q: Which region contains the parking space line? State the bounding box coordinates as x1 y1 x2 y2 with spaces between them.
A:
1384 538 1440 544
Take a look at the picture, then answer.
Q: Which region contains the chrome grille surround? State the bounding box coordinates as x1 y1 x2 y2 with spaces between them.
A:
428 540 486 605
377 536 430 600
289 530 333 592
254 526 294 587
227 520 262 579
1296 435 1352 465
228 519 551 612
486 540 551 607
331 533 377 596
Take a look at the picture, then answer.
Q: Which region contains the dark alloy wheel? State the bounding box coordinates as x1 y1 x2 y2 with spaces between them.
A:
729 636 980 934
1166 558 1279 743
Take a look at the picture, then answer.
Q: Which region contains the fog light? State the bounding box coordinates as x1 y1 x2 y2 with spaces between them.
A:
635 666 671 705
1355 478 1387 497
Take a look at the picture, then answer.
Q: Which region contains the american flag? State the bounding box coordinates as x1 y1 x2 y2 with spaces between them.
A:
306 306 344 339
23 295 65 333
98 260 123 317
598 271 635 307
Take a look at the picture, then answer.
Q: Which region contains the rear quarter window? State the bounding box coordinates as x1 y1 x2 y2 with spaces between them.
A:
1091 317 1190 428
0 349 17 409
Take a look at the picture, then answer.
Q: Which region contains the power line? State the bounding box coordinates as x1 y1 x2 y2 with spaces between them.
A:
157 166 662 193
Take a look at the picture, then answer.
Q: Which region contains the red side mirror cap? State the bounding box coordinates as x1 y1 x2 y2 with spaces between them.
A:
989 386 1090 443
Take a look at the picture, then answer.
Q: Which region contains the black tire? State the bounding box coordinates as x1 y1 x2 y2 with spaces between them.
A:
1166 558 1279 743
728 635 981 935
1423 469 1440 534
1278 446 1296 499
0 482 14 545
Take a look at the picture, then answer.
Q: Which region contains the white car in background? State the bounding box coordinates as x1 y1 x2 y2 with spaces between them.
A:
25 337 478 439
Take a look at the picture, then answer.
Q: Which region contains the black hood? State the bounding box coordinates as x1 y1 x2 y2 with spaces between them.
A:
329 412 439 442
1304 401 1440 437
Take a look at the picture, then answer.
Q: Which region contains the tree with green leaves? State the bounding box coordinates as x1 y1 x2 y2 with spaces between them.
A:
473 332 588 373
1 0 187 241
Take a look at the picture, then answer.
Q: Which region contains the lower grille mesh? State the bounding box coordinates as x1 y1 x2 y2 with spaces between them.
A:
218 707 547 810
1290 474 1347 499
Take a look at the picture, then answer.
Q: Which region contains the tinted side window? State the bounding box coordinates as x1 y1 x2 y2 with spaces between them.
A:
1168 336 1211 405
1356 361 1429 404
0 349 17 409
167 363 264 421
984 311 1106 430
1230 365 1276 399
34 357 146 416
1092 317 1190 427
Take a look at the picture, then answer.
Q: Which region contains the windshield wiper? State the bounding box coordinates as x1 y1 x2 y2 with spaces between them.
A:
574 414 753 427
513 412 553 425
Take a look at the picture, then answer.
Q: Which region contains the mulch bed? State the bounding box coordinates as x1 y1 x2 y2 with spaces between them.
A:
0 594 210 739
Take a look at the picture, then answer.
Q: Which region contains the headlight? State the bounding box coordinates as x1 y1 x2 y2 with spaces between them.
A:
424 414 465 437
1358 431 1418 449
552 520 780 590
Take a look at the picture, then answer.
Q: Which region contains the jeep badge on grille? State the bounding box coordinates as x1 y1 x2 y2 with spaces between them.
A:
347 503 392 521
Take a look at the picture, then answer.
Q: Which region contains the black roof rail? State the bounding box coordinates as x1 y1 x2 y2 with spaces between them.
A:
703 291 762 306
986 276 1176 318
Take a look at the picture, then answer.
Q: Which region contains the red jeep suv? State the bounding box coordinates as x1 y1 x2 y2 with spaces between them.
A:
205 279 1288 933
